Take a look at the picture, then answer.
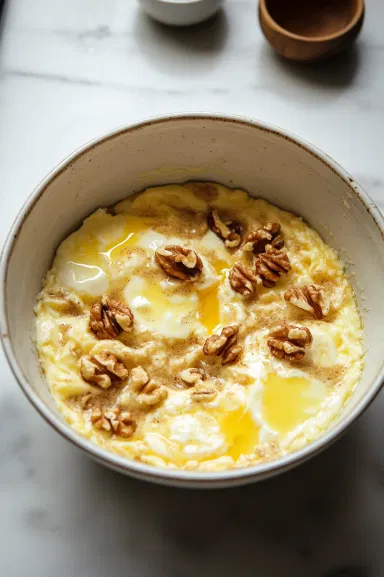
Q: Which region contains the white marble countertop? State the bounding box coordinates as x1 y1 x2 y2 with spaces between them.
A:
0 1 383 575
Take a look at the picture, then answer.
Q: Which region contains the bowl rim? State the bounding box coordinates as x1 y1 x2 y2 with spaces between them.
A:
1 112 383 486
259 0 365 44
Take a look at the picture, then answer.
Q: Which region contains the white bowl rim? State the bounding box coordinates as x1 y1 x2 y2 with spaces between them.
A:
1 112 383 486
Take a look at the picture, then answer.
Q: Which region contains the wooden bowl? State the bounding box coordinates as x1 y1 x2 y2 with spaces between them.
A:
259 0 365 62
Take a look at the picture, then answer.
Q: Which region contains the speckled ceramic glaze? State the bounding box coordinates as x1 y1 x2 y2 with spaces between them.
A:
1 114 383 488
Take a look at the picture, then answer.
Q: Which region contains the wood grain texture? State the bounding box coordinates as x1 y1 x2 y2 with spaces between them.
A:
259 0 365 62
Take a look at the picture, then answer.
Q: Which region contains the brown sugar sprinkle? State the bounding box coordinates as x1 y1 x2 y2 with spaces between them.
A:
166 336 202 358
155 209 209 239
298 361 346 384
43 287 85 316
184 181 218 201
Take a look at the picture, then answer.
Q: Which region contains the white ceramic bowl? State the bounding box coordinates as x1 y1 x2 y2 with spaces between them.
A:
138 0 223 26
1 114 384 488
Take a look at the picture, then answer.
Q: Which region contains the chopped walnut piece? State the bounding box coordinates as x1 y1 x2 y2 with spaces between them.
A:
229 262 258 296
89 295 134 339
155 245 203 281
129 366 149 391
81 393 92 409
117 412 137 438
222 343 243 365
255 245 291 287
90 408 110 431
284 285 330 319
191 384 217 403
267 324 313 361
70 342 83 360
58 323 70 346
243 222 284 254
180 368 206 386
203 325 242 365
129 366 168 407
80 352 129 389
180 368 216 401
91 407 136 438
208 210 242 248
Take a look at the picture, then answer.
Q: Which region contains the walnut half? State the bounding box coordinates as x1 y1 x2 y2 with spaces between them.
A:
203 325 242 365
90 295 134 339
284 285 330 319
267 324 313 361
91 407 136 438
255 245 291 287
208 210 242 248
243 222 284 254
180 368 206 386
129 366 168 407
155 245 203 281
229 262 258 296
179 368 217 402
80 352 129 389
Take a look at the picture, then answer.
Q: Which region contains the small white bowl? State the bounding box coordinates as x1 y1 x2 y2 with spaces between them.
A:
1 114 384 488
138 0 223 26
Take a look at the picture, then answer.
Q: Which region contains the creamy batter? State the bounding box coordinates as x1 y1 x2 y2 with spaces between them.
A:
35 182 363 471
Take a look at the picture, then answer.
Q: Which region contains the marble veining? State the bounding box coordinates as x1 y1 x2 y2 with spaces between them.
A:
0 0 383 575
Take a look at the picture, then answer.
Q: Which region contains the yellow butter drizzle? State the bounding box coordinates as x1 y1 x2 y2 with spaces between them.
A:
262 374 325 435
197 283 221 334
219 407 260 461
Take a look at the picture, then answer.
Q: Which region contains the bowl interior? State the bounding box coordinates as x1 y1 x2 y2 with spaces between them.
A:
264 0 361 40
2 115 384 486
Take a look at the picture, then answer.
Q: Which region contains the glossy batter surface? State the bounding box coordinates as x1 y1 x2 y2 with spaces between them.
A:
35 182 363 471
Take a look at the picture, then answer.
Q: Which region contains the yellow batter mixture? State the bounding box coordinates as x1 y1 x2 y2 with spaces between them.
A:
35 182 363 471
